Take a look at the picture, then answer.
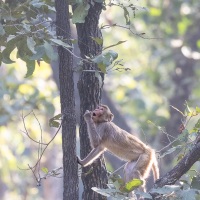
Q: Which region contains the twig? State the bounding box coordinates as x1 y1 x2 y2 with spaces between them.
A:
108 162 127 179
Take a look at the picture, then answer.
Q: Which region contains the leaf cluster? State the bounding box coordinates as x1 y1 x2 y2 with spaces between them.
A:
0 0 59 77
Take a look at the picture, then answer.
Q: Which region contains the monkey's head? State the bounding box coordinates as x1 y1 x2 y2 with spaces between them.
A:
92 104 114 123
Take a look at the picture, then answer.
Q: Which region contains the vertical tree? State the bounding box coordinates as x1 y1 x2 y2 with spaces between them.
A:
55 0 78 199
75 2 108 200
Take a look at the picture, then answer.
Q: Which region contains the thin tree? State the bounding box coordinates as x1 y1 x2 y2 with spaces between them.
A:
55 0 78 199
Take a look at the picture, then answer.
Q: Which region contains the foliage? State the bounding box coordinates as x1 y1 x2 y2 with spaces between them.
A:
0 0 60 77
0 0 127 78
0 64 61 199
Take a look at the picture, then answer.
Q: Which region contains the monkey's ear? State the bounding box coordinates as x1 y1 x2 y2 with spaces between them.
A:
108 113 114 121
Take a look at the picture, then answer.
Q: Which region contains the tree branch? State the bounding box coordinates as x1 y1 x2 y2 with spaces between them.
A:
155 141 200 188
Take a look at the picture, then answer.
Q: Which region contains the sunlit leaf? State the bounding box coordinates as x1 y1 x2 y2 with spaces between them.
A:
103 40 126 51
149 7 161 16
49 114 62 127
91 37 103 45
196 107 200 114
42 167 49 174
122 179 143 192
197 40 200 49
25 60 35 78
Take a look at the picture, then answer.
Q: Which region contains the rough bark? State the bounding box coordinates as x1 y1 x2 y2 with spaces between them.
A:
55 1 78 200
75 2 108 200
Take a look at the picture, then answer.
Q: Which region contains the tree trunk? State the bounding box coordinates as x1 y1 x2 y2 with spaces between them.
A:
55 1 78 200
75 2 108 200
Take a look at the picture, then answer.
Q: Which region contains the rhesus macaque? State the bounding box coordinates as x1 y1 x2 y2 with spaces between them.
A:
77 105 159 192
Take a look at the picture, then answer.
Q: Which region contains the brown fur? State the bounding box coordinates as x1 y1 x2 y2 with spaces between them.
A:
77 105 159 191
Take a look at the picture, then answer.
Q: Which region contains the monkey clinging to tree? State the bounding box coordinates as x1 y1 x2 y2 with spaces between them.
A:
77 105 159 192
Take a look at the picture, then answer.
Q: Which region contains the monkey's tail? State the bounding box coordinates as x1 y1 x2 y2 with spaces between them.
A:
152 156 159 181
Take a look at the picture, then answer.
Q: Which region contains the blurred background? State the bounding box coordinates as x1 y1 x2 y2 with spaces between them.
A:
0 1 200 199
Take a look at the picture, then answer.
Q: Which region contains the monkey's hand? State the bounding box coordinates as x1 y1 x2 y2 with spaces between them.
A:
84 110 92 120
77 156 83 166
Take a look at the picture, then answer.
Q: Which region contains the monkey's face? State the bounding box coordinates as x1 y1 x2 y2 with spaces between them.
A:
92 105 114 123
92 106 104 122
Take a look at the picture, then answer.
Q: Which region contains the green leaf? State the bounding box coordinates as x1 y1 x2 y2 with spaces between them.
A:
25 60 35 78
149 7 161 16
92 50 118 73
30 45 45 60
135 191 152 199
178 129 189 142
123 179 143 192
72 3 90 24
50 38 72 49
194 119 200 129
0 23 5 35
44 41 58 61
150 185 181 195
92 187 115 197
178 17 192 35
2 36 22 64
197 40 200 49
49 114 62 128
27 37 36 54
4 25 18 35
42 167 49 174
91 37 103 45
16 37 34 61
196 106 200 114
191 176 200 190
103 40 126 51
179 189 197 200
98 62 106 73
160 145 182 158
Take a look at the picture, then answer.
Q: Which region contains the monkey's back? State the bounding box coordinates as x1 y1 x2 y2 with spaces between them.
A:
101 122 151 161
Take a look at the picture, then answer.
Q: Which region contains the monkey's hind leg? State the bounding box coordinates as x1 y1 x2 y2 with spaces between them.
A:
123 161 145 200
124 153 152 192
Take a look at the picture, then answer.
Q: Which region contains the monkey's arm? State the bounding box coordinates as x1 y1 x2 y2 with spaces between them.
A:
84 110 103 148
77 146 105 167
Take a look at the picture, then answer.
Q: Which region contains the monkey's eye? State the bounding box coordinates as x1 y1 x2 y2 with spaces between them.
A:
93 113 96 116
